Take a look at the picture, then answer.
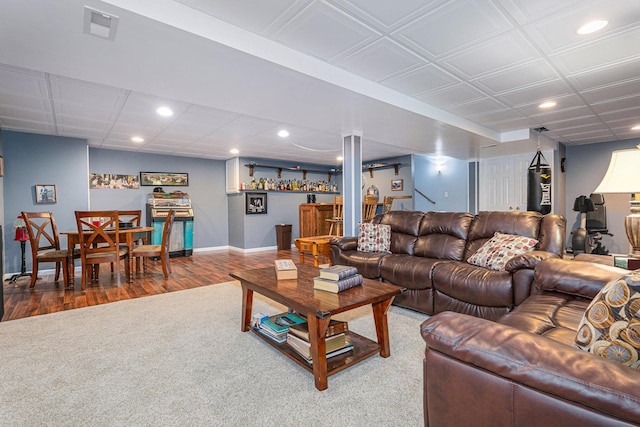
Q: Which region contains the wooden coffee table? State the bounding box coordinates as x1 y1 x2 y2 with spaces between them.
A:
229 264 402 391
294 235 333 267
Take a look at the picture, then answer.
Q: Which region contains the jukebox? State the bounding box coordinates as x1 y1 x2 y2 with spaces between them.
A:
146 192 194 257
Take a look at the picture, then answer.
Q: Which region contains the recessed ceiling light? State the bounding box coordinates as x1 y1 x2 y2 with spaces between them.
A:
337 156 343 161
131 136 144 143
156 106 173 117
230 148 239 154
539 101 557 109
577 20 608 35
632 125 640 131
277 129 289 138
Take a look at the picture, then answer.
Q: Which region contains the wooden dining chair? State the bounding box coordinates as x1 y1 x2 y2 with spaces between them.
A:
132 209 175 279
74 210 129 290
112 210 143 271
362 195 379 223
326 195 344 236
21 211 79 288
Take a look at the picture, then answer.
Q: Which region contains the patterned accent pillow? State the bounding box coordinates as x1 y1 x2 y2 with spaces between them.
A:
574 271 640 368
357 223 391 253
466 232 538 271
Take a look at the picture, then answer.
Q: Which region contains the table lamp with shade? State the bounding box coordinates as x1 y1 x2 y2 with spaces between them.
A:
593 148 640 256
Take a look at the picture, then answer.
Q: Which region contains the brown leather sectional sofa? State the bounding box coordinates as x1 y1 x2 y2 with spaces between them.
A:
421 258 640 426
330 210 566 320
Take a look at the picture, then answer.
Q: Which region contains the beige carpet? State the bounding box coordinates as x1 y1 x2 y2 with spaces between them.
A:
0 281 428 426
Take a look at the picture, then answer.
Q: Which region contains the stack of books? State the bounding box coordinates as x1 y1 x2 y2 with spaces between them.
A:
253 312 306 344
313 265 363 293
286 319 353 363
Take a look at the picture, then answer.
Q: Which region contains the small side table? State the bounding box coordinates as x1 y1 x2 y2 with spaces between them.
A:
294 235 333 267
7 226 32 283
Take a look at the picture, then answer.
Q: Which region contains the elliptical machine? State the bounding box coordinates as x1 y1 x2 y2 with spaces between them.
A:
571 195 594 255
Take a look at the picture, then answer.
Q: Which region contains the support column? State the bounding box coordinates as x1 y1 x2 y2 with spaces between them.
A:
342 134 362 237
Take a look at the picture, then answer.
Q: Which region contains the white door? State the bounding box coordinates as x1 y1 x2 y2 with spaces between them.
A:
479 154 531 212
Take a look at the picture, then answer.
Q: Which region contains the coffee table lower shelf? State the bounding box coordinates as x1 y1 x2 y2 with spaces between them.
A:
251 329 380 375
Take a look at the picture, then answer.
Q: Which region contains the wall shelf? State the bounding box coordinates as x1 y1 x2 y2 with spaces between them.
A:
239 189 338 194
334 162 401 177
244 162 401 181
245 163 335 181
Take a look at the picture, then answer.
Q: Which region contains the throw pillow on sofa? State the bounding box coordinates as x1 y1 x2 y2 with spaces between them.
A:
357 223 391 253
574 271 640 368
466 232 538 271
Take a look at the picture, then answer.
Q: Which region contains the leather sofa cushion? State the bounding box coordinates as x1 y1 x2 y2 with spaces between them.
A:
379 211 424 255
379 255 441 289
499 292 590 345
534 258 626 299
432 260 513 307
414 211 472 260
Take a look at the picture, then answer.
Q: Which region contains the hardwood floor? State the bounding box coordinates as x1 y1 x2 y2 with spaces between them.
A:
2 248 317 322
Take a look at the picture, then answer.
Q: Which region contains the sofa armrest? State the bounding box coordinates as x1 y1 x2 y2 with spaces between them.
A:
330 236 358 251
504 250 559 272
422 311 640 425
534 258 626 299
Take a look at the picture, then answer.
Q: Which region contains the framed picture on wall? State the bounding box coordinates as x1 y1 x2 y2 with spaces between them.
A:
35 184 57 204
391 179 403 191
140 172 189 186
246 192 267 214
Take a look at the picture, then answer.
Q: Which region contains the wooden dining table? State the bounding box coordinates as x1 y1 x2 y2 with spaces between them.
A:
61 226 154 286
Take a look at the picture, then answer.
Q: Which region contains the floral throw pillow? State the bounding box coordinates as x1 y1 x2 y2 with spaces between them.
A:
574 271 640 368
357 223 391 253
466 232 538 271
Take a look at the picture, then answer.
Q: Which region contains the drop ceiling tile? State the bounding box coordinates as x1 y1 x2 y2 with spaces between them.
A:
441 31 539 79
523 0 640 54
580 79 640 104
209 116 279 140
395 0 512 59
568 58 640 91
444 98 507 117
0 118 56 134
550 27 640 75
0 65 48 96
591 95 640 115
380 64 459 96
49 75 127 107
472 59 559 95
498 0 582 25
0 92 52 112
274 1 380 61
599 106 640 122
469 108 524 124
512 94 585 116
328 0 441 31
334 37 425 82
495 79 574 107
416 83 485 107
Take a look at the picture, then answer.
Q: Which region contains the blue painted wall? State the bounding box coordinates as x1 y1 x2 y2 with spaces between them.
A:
3 131 88 273
413 154 469 212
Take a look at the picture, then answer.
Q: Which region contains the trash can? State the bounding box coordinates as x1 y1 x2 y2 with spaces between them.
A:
275 224 292 250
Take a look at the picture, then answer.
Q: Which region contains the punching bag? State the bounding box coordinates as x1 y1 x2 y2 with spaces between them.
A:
527 150 552 214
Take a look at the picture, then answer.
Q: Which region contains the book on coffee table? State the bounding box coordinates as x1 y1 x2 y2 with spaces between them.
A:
313 274 363 293
274 259 297 280
288 319 348 341
286 332 353 363
318 265 358 280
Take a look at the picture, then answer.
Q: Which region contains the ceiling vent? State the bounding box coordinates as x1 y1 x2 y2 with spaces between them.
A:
83 7 119 40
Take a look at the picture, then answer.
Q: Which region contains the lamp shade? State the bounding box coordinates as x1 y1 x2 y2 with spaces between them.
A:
594 149 640 194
